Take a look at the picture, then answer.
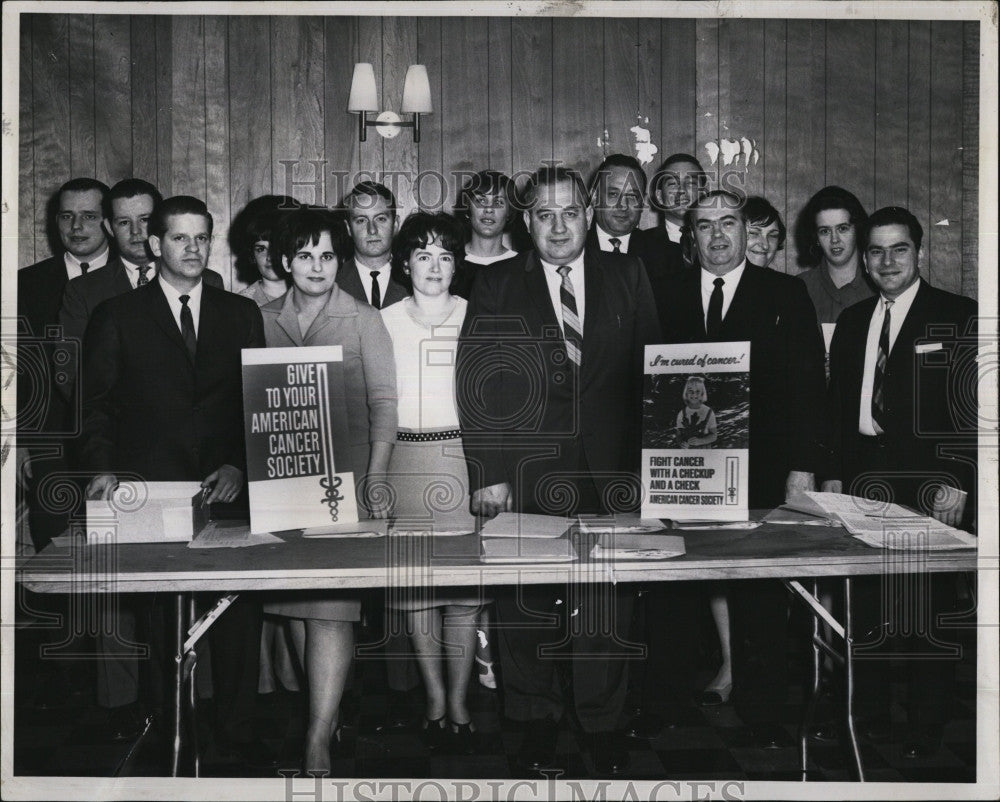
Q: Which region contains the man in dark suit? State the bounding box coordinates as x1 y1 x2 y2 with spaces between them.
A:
824 205 977 758
60 179 224 347
337 181 407 309
59 180 226 738
457 165 661 775
631 190 827 747
587 154 646 255
630 153 709 329
79 195 272 767
18 178 112 552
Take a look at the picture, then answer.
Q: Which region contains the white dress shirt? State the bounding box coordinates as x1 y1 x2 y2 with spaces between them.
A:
64 246 110 280
540 252 586 332
158 274 203 337
356 261 392 305
663 219 683 244
700 262 746 327
858 279 921 436
122 256 156 289
595 225 631 253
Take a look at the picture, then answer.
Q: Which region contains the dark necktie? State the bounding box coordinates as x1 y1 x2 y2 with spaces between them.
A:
557 265 582 367
871 299 894 430
370 271 382 309
609 237 622 253
179 294 197 362
80 262 90 275
137 264 151 287
706 277 725 337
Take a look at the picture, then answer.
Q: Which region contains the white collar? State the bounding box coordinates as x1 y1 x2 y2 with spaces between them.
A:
595 225 631 251
663 219 684 243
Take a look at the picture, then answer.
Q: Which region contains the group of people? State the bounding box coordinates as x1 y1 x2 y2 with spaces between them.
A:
17 150 977 777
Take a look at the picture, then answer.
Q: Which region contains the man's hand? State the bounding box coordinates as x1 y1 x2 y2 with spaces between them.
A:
785 471 816 502
471 482 513 519
202 464 243 504
931 484 967 528
820 479 843 494
87 473 118 500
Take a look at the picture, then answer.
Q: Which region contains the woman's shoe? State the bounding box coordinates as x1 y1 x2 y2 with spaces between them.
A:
699 681 733 706
475 655 497 690
302 726 341 777
421 716 448 751
450 721 476 755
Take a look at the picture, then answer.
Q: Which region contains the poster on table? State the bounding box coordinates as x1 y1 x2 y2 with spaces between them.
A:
641 342 750 522
242 346 357 533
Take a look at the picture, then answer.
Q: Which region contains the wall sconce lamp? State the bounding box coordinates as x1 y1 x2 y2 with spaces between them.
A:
347 63 432 143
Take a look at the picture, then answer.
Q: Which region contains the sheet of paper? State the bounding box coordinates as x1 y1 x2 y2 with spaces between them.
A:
189 525 283 548
479 513 571 539
591 533 686 560
480 537 577 562
576 515 667 534
764 507 839 526
672 520 761 530
301 520 388 538
852 527 977 551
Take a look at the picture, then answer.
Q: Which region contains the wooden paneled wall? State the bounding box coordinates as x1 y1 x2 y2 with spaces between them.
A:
18 14 980 297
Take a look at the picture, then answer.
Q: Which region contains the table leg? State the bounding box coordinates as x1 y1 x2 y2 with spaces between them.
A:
799 579 822 781
844 577 865 781
171 592 185 777
187 595 200 778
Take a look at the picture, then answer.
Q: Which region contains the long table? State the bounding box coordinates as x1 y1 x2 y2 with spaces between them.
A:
18 517 978 781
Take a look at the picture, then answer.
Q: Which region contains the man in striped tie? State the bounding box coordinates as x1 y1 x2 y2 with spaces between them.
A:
458 165 661 776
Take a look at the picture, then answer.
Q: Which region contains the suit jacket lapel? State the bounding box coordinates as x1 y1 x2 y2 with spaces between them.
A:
109 259 134 295
582 249 604 350
719 266 756 339
889 280 927 370
147 281 193 365
523 252 561 332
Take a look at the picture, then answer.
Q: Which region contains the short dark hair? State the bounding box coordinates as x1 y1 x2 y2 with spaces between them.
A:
105 178 162 220
343 181 398 214
148 196 214 240
744 196 786 251
393 211 466 266
521 165 589 210
862 206 924 253
57 177 110 211
273 206 353 274
649 153 707 210
681 190 747 269
588 154 648 196
455 171 516 224
794 185 868 267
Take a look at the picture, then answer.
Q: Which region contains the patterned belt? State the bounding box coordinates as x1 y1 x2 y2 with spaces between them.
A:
396 429 462 443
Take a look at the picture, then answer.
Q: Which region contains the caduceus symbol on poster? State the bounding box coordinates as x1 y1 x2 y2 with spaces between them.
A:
315 363 343 522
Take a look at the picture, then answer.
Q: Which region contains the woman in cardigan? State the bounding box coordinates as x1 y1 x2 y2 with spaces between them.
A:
260 206 397 774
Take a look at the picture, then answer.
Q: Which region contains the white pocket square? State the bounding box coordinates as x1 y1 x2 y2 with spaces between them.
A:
915 342 944 354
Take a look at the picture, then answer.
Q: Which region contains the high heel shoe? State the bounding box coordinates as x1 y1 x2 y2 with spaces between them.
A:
302 726 342 776
421 716 448 751
699 681 733 706
450 721 476 755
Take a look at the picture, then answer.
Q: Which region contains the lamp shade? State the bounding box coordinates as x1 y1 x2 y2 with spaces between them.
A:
400 65 432 114
347 63 378 112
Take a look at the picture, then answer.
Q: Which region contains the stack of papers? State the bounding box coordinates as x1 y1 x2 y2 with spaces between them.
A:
786 492 977 551
481 538 577 563
590 533 685 560
480 513 571 538
576 515 666 534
